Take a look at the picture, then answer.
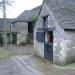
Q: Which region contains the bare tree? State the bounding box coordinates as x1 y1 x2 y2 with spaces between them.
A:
0 0 14 48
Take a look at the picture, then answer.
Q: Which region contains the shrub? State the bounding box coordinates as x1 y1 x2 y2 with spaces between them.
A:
26 33 33 44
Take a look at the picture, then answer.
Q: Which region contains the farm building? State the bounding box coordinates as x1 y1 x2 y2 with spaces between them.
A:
34 0 75 65
12 6 41 45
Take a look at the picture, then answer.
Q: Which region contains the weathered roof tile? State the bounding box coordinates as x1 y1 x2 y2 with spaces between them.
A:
14 5 41 22
44 0 75 29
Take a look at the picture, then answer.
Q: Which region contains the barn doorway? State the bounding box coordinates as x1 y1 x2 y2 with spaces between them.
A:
0 34 3 47
12 33 17 44
44 31 53 62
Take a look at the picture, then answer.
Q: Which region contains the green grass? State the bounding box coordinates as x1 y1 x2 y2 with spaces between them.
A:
65 63 75 68
0 47 11 59
54 63 75 69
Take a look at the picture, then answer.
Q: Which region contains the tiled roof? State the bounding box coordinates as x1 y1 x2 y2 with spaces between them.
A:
14 5 41 22
44 0 75 29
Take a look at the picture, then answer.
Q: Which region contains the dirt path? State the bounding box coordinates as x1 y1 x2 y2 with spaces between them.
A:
0 45 75 75
11 55 44 75
0 59 25 75
0 55 75 75
8 45 34 55
11 55 75 75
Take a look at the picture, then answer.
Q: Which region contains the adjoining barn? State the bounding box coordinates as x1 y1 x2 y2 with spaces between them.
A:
12 6 41 45
34 0 75 65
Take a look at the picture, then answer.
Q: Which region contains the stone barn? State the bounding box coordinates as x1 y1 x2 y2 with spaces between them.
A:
12 6 41 45
34 0 75 65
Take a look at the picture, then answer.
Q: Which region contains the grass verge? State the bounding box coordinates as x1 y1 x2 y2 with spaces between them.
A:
0 47 11 59
65 63 75 69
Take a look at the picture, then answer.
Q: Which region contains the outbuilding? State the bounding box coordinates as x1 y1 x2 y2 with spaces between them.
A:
34 0 75 65
12 6 41 45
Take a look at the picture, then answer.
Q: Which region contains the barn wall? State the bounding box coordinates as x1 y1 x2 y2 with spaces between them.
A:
34 3 64 62
34 4 65 60
14 22 28 44
64 31 75 64
34 3 49 58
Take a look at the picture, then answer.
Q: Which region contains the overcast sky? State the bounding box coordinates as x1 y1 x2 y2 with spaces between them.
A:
0 0 43 18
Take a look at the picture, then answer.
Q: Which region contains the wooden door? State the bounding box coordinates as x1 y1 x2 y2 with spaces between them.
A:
44 31 53 62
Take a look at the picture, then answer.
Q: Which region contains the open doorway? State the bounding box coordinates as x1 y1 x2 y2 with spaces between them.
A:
44 31 53 62
0 34 3 47
12 33 17 44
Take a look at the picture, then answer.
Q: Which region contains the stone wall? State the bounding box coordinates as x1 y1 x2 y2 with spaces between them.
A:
34 3 49 58
64 31 75 64
54 31 75 65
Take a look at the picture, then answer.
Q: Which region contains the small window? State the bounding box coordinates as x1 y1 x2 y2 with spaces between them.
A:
43 16 48 27
36 32 44 42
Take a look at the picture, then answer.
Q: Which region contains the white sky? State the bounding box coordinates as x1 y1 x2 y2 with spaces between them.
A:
0 0 43 18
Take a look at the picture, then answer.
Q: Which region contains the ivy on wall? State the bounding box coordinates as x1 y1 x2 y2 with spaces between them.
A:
30 16 38 29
